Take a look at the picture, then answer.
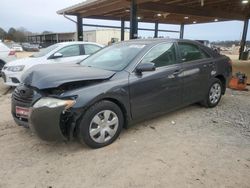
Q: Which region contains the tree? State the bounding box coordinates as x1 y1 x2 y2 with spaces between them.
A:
0 28 7 40
42 31 52 34
6 27 17 41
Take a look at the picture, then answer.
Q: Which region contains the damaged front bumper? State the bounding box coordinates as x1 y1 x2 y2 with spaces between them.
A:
12 85 78 141
29 105 68 141
27 97 77 142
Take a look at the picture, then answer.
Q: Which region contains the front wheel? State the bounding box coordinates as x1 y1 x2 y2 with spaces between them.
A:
202 78 222 108
0 61 5 77
78 100 124 148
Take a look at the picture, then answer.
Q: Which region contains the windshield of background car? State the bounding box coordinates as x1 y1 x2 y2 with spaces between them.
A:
31 44 60 58
80 43 146 71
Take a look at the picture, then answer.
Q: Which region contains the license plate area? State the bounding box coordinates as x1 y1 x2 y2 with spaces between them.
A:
16 106 29 119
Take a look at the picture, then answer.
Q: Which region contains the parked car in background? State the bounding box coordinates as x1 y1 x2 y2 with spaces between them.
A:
196 40 221 54
1 41 103 86
21 43 39 52
12 39 232 148
0 41 16 76
11 43 24 52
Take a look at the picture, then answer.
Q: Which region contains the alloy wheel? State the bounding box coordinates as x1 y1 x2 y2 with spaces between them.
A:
209 83 221 104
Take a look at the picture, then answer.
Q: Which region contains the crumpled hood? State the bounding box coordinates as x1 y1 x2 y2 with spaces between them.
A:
21 64 116 89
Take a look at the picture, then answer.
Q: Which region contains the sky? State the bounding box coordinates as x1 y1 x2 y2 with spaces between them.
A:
0 0 249 42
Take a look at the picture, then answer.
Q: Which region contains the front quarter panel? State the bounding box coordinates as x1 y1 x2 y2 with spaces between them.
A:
61 71 131 119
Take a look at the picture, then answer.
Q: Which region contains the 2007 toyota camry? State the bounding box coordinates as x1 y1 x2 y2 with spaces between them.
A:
11 39 232 148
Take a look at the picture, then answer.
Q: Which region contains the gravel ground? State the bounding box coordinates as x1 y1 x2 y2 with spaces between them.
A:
0 79 250 188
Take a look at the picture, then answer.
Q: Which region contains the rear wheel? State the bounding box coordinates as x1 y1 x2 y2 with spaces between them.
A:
202 78 222 108
78 100 124 148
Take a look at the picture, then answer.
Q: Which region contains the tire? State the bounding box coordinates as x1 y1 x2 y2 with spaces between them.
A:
78 100 124 148
0 61 5 77
202 78 222 108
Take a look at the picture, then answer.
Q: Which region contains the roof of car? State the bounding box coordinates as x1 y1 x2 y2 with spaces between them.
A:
115 38 201 46
57 41 103 46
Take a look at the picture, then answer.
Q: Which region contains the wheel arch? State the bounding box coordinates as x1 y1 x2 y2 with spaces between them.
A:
73 96 130 138
101 97 129 128
215 75 226 94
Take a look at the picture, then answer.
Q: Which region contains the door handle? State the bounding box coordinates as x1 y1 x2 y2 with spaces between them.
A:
173 69 183 76
208 62 215 67
203 62 215 68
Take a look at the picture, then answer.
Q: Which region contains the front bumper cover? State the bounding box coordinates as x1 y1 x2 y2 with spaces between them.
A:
29 105 67 141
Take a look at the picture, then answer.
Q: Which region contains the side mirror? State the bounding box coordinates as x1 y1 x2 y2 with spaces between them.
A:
52 52 63 59
135 62 156 74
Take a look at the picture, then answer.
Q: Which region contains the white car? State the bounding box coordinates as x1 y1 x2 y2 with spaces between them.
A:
0 41 17 76
1 41 103 86
11 44 24 52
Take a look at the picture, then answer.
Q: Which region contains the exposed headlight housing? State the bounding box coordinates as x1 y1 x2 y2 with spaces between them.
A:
7 65 25 72
33 97 76 110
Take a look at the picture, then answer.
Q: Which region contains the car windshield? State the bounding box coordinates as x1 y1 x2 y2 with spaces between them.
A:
31 44 60 58
80 43 146 71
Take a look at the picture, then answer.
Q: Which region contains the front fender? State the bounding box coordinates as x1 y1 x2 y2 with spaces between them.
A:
61 74 131 122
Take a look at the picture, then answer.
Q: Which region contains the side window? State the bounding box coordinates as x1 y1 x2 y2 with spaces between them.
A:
178 43 210 62
84 44 102 55
141 43 177 68
57 45 80 57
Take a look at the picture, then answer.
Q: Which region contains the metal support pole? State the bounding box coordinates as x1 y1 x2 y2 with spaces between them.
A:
77 15 83 41
154 22 159 38
121 20 125 41
56 34 59 43
130 0 138 39
239 19 249 60
180 24 185 39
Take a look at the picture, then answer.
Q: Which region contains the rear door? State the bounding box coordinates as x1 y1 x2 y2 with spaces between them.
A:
177 42 214 104
129 42 183 119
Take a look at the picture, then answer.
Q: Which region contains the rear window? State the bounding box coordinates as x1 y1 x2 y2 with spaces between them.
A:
178 43 210 62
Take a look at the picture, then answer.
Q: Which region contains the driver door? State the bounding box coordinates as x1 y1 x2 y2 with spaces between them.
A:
129 42 183 120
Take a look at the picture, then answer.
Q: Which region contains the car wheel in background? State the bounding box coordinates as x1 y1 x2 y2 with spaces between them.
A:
0 61 5 77
78 100 124 148
202 78 222 108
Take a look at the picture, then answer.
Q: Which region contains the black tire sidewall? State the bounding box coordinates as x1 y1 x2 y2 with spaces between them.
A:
0 61 4 71
206 78 222 108
0 61 5 77
78 100 124 148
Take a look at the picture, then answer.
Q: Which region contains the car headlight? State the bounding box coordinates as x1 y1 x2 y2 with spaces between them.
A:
7 65 25 72
33 97 76 110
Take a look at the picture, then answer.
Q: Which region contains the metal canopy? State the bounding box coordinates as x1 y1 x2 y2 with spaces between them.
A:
58 0 250 60
57 0 250 24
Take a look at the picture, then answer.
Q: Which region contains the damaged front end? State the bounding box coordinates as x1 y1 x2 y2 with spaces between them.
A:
12 63 116 142
12 85 78 141
12 79 106 141
29 97 76 141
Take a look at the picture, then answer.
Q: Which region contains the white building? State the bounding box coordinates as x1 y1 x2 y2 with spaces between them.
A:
28 29 129 46
83 29 130 45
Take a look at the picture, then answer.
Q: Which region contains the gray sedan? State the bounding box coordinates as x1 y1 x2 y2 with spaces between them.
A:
12 39 232 148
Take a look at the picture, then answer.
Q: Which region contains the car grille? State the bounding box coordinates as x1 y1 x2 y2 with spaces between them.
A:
12 85 34 105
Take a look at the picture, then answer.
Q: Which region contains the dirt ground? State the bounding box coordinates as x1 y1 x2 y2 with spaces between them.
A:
0 78 250 188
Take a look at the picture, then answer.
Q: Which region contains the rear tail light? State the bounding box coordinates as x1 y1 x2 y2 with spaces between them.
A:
8 50 16 56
